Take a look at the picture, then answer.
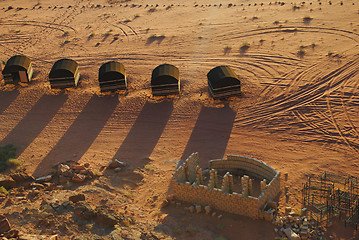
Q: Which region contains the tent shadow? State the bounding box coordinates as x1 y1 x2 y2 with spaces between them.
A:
180 104 236 167
33 94 119 177
111 100 173 170
0 90 19 115
0 94 68 156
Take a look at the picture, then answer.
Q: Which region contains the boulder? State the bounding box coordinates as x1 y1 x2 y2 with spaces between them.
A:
95 207 118 228
0 214 11 234
69 194 85 203
74 202 96 220
0 176 16 189
10 172 34 183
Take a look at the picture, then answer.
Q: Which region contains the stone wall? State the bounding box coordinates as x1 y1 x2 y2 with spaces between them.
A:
171 153 280 221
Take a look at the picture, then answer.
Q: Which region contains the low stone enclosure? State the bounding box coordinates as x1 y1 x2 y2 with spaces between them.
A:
171 152 280 221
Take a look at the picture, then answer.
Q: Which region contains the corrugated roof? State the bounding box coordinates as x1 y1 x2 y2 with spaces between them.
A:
99 61 125 80
2 55 31 74
207 66 240 89
151 64 179 85
49 58 78 78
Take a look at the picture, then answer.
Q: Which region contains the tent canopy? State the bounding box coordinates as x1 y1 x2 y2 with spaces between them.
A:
151 64 179 86
99 61 125 82
207 65 240 89
2 55 31 74
49 59 78 78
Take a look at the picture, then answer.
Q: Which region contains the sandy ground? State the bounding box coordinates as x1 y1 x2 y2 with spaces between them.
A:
1 0 359 239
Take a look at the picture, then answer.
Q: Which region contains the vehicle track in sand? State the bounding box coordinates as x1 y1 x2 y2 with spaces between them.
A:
235 53 359 153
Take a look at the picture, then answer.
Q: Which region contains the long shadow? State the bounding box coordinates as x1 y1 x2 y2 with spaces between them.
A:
0 94 68 155
181 104 236 166
33 94 119 176
0 91 19 115
112 100 173 168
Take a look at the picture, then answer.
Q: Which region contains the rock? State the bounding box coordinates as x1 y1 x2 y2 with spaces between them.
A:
30 183 45 190
69 194 85 203
217 214 223 219
114 167 122 172
72 174 86 182
0 215 11 234
74 202 96 220
95 207 118 228
71 165 85 171
108 159 127 169
195 204 201 213
51 203 60 209
58 164 70 174
283 228 300 240
36 175 52 182
0 176 16 189
10 172 34 183
204 205 211 214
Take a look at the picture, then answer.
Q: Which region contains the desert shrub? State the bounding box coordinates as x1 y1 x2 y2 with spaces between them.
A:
7 158 21 168
0 144 17 172
0 186 8 195
240 42 250 52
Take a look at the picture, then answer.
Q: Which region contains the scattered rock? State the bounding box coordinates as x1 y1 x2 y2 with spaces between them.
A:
69 194 85 203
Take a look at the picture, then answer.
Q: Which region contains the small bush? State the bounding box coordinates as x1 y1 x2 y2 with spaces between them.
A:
240 42 250 53
303 16 313 24
0 144 17 172
0 186 8 195
7 158 21 168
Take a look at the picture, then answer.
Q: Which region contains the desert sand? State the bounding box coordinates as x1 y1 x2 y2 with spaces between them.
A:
0 0 359 239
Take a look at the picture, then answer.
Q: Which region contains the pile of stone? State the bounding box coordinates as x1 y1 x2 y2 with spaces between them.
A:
274 207 327 240
54 161 100 184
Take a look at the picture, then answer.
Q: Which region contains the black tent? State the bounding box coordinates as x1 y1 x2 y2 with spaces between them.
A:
151 64 180 96
49 58 80 88
207 66 241 99
98 61 126 91
2 55 33 84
